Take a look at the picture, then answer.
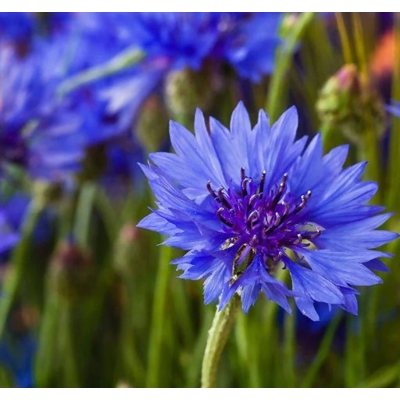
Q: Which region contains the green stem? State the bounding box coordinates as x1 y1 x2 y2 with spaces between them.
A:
282 308 296 387
265 12 314 122
386 13 400 214
172 279 195 347
301 311 343 388
345 315 365 387
119 305 146 386
0 200 43 339
146 243 173 388
93 187 118 241
185 307 214 388
58 46 144 95
35 289 60 387
360 361 400 388
335 13 353 64
201 295 241 388
73 183 97 247
235 311 260 387
0 366 12 388
358 136 382 203
321 121 349 153
61 302 80 387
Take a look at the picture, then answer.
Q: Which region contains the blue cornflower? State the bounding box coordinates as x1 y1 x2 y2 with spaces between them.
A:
129 12 282 81
138 103 397 321
0 13 34 45
98 12 282 133
0 42 86 182
0 21 132 183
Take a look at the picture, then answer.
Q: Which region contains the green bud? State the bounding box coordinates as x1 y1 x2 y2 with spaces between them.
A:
165 66 216 123
48 240 94 302
76 143 108 183
317 64 385 145
32 180 64 207
136 95 169 153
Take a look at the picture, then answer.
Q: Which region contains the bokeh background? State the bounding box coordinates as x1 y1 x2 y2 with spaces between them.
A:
0 12 399 388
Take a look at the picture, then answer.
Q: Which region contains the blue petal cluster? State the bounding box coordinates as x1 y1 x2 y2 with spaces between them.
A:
138 103 397 321
0 42 85 182
99 12 282 132
129 12 282 81
0 12 34 44
0 15 132 183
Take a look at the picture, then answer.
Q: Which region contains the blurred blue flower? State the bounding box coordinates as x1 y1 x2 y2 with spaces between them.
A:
0 12 34 44
387 100 400 117
0 42 84 182
138 102 397 321
128 12 282 81
0 332 36 387
97 12 282 133
0 17 134 184
0 209 19 255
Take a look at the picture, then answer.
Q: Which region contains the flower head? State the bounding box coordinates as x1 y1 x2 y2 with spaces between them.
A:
138 102 397 321
98 12 282 134
129 12 282 81
0 42 84 183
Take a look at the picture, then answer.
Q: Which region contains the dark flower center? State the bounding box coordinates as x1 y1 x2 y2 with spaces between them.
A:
207 168 321 273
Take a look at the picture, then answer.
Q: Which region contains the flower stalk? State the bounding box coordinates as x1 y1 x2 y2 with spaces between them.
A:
0 200 43 339
146 243 173 388
201 294 241 388
266 12 314 122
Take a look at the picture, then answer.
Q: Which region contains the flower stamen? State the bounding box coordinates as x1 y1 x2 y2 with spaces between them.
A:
216 207 234 227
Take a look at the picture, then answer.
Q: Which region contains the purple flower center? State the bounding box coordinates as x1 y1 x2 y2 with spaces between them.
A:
207 168 321 274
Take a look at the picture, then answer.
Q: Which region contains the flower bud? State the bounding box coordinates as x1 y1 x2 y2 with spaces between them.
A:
317 64 385 144
165 66 216 122
32 180 64 206
136 95 169 153
48 240 94 302
76 143 108 183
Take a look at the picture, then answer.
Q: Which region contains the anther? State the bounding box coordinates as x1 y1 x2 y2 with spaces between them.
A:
259 170 267 196
293 233 303 245
271 173 288 207
240 167 246 181
249 234 258 247
235 243 250 267
217 188 232 209
217 208 234 227
308 228 322 239
273 211 281 227
247 210 259 224
241 178 251 196
206 181 219 201
248 194 259 207
293 190 312 214
272 251 283 263
279 173 288 194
